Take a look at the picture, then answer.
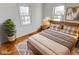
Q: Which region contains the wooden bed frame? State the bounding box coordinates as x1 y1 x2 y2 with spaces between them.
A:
50 20 79 27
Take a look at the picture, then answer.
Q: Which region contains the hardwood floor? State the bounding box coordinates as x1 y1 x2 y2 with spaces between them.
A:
71 48 79 55
0 32 38 55
0 42 19 55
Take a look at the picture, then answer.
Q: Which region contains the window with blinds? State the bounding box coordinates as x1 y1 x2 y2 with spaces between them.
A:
53 5 64 21
19 6 31 25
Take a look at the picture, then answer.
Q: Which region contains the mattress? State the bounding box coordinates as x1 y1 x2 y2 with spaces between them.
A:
27 28 78 55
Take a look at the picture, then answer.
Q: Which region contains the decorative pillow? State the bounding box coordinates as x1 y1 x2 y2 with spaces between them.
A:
50 24 62 31
63 26 78 36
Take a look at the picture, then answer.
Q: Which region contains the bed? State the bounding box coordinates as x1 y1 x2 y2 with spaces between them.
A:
27 22 79 55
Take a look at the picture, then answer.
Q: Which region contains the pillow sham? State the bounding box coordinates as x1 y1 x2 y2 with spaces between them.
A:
63 26 78 36
50 24 62 31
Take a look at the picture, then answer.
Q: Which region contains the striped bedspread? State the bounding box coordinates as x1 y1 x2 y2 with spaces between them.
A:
27 29 77 55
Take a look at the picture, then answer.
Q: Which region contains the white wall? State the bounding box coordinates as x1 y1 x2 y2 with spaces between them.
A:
43 3 79 20
65 3 79 8
42 3 65 19
0 3 43 44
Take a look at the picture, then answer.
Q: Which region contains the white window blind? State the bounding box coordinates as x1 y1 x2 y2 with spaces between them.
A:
19 6 30 25
53 5 64 21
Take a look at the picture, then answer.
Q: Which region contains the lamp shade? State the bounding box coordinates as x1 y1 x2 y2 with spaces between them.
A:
42 17 50 29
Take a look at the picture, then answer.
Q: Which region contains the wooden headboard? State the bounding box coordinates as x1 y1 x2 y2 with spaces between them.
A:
49 20 79 27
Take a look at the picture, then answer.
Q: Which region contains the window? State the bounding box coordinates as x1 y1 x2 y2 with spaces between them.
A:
19 6 30 25
53 5 64 21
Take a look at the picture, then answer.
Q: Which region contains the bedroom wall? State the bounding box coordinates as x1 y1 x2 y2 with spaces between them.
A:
43 3 79 20
42 3 65 19
0 3 43 44
65 3 79 8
